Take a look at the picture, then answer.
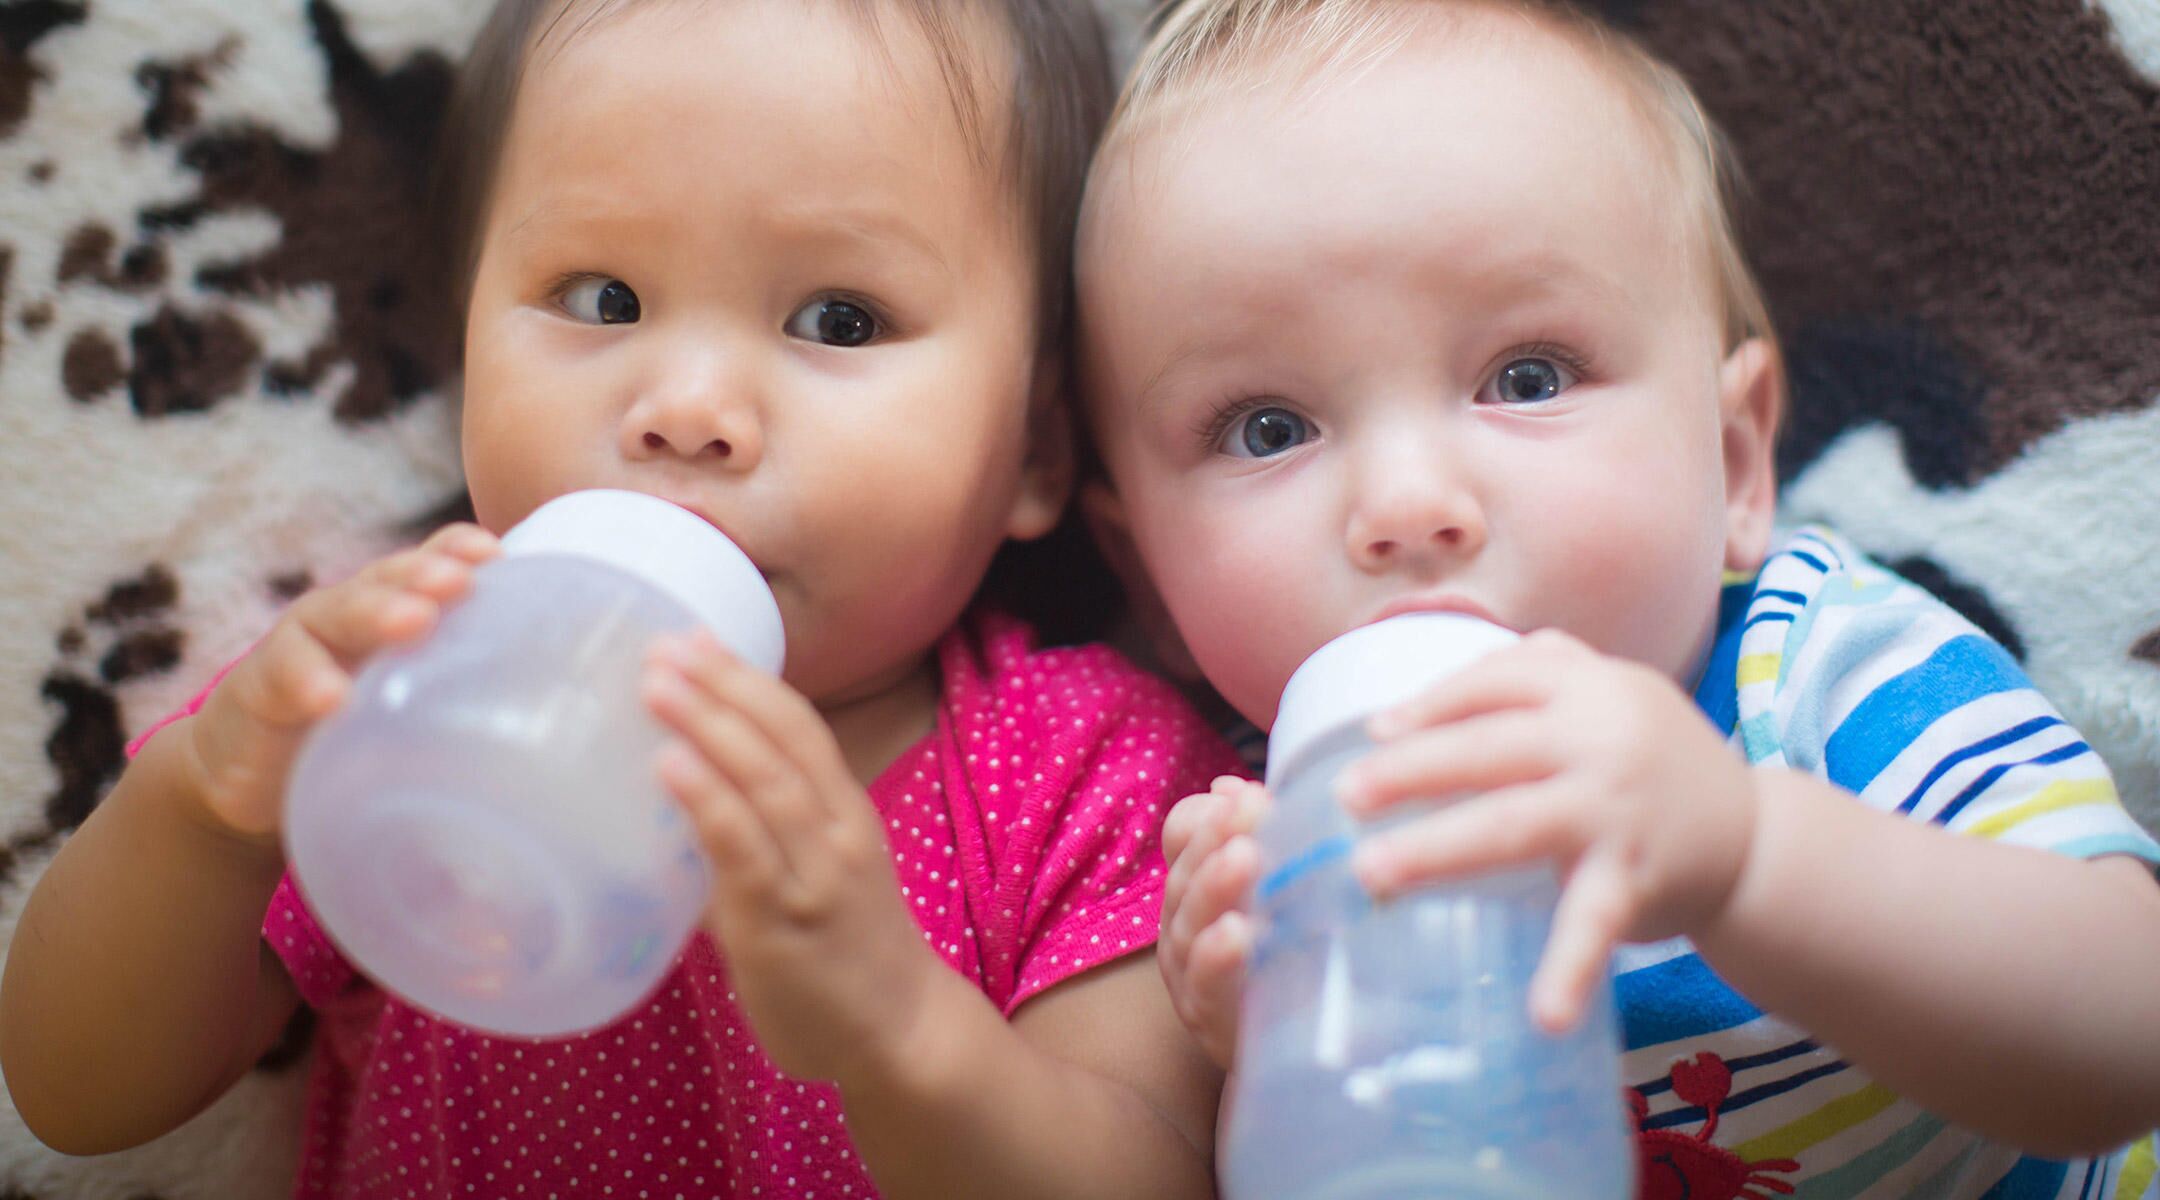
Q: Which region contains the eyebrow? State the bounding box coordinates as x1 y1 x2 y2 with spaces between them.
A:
504 200 955 282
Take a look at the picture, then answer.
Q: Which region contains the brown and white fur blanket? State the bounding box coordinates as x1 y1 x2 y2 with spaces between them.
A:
0 0 2153 1195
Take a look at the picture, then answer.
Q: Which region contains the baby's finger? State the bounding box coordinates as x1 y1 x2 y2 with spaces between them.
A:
1529 853 1631 1034
1350 782 1585 900
1185 911 1253 1067
657 738 782 899
1340 711 1557 814
416 522 502 565
228 616 351 726
293 580 440 667
1368 633 1577 740
658 632 854 806
1164 797 1239 926
644 666 823 887
1163 783 1236 867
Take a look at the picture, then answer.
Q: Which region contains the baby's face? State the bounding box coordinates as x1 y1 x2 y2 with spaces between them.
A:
459 0 1060 705
1080 18 1777 730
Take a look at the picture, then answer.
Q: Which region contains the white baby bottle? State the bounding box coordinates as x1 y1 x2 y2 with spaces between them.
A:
1220 614 1634 1200
284 489 784 1038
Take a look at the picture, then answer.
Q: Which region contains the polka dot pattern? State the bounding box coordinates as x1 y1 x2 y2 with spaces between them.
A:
259 613 1244 1198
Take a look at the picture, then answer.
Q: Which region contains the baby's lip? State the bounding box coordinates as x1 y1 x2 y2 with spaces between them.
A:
656 495 771 575
1364 592 1509 631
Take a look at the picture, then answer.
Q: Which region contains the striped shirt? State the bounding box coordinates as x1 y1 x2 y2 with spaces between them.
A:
1620 526 2160 1200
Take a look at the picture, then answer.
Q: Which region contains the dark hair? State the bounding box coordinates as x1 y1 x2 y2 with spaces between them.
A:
431 0 1116 363
431 0 1123 644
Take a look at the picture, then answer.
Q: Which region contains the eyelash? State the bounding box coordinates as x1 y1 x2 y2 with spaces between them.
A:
544 270 602 300
1499 341 1595 385
1192 392 1289 453
1186 340 1596 450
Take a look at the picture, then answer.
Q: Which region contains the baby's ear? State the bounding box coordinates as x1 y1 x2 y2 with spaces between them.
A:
1079 481 1207 684
1006 357 1078 542
1718 337 1784 573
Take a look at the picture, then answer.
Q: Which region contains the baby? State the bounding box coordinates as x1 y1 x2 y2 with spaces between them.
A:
1076 0 2160 1193
0 2 1242 1197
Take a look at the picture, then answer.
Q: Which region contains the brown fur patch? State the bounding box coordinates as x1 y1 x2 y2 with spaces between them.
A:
62 329 124 400
1635 0 2160 480
2134 629 2160 666
126 304 261 416
0 2 86 137
178 2 459 423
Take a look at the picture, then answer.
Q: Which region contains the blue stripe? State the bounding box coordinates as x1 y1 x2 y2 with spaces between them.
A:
1635 1037 1822 1097
1790 548 1832 574
1691 581 1756 735
1640 1058 1850 1131
1824 635 2028 795
1758 588 1811 606
2079 1159 2098 1200
1616 952 1761 1048
1743 610 1798 635
1935 742 2092 826
1979 1156 2068 1199
1897 716 2066 814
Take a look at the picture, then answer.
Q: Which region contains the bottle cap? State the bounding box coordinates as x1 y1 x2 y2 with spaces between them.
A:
1266 613 1516 788
500 489 785 673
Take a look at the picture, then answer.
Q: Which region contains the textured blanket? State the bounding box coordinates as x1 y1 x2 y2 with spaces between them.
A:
1 0 2153 1195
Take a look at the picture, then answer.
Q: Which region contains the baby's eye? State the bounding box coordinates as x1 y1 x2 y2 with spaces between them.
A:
1487 357 1576 405
785 298 881 347
1221 406 1312 459
560 277 641 325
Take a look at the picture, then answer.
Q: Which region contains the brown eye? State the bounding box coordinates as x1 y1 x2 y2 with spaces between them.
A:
786 298 880 347
562 278 640 325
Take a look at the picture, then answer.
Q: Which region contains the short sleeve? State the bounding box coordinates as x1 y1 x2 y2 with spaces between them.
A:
1756 529 2160 866
263 872 359 1007
971 641 1247 1013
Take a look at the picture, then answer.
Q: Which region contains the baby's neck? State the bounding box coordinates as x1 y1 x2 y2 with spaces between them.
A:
818 656 942 789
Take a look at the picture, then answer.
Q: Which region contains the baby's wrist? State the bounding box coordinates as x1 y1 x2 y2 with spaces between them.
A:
833 944 974 1104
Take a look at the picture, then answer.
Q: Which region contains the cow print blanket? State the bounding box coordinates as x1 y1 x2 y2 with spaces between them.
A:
0 0 2152 1195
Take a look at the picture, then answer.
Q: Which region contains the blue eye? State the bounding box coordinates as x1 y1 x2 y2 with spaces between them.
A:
1489 357 1575 404
561 277 640 324
786 298 881 347
1222 406 1311 458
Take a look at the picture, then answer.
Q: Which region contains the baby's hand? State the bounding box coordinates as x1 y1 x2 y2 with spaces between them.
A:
1340 629 1759 1034
642 631 941 1084
182 524 499 843
1159 776 1268 1070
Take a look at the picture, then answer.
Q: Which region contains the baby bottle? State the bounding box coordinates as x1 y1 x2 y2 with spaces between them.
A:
1220 614 1634 1200
283 489 784 1038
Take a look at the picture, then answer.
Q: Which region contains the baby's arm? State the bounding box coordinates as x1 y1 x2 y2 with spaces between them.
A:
1349 628 2160 1155
842 948 1221 1199
1692 770 2160 1156
0 723 301 1155
0 525 498 1154
642 632 1225 1198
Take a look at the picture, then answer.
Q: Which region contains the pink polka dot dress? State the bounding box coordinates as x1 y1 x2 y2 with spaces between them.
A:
243 612 1242 1199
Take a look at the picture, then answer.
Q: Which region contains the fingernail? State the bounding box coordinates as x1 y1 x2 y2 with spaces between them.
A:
1367 710 1406 740
1335 769 1370 810
1351 843 1393 894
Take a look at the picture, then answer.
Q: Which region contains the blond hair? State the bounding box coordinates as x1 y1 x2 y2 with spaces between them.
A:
1105 0 1775 354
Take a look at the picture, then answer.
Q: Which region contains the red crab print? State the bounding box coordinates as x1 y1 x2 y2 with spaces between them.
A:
1633 1052 1800 1200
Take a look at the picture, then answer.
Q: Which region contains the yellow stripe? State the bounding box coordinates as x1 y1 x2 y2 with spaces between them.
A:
1736 1083 1900 1164
1736 654 1782 687
2114 1135 2156 1200
1967 778 2118 839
